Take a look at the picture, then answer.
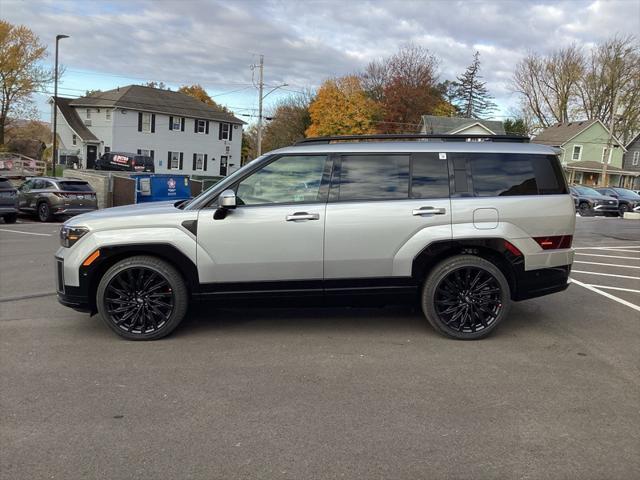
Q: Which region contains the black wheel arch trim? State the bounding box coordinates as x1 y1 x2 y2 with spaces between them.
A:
76 243 199 313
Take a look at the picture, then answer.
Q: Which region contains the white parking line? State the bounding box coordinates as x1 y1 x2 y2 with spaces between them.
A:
570 278 640 313
587 285 640 294
576 253 640 260
574 261 640 269
571 270 640 280
0 228 52 237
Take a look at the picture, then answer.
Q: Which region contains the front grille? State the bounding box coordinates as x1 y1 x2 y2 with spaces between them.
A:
56 259 65 294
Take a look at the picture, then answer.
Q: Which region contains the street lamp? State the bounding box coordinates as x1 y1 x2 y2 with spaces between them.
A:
52 34 69 175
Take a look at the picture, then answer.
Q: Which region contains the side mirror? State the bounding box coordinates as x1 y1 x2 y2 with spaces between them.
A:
219 189 237 209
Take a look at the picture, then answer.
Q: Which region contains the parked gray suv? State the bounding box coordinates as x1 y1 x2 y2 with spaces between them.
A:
18 177 98 222
55 135 575 341
0 176 18 223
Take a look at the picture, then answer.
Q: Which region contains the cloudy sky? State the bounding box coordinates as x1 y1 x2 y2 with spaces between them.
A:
2 0 639 123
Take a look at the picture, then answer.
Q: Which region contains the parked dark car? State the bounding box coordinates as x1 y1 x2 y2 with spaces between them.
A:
569 185 619 217
595 187 640 215
95 152 154 172
0 176 18 223
18 177 98 222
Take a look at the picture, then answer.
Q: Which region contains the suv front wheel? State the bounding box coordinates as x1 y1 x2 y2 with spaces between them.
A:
421 255 511 340
96 255 189 340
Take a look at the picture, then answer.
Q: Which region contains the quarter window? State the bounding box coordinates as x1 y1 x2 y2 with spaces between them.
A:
141 113 152 133
236 155 326 206
338 154 409 200
572 145 582 161
633 151 639 166
172 117 182 130
601 147 611 164
196 119 206 133
221 123 230 140
464 153 566 196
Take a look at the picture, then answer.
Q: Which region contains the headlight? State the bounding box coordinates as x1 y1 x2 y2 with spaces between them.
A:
60 226 89 248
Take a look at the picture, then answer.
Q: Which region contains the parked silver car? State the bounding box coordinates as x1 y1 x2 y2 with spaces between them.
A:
55 134 576 341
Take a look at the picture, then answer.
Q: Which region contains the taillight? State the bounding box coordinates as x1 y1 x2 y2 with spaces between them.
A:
534 235 573 250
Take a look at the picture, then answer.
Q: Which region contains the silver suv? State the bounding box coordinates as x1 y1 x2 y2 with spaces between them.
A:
55 135 575 340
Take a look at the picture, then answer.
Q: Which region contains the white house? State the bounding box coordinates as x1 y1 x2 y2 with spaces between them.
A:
51 85 245 176
419 115 506 136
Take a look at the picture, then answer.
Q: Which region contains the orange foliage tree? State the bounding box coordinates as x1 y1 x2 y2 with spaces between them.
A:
306 76 380 137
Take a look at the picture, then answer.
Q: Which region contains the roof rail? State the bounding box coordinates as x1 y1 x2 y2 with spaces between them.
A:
295 134 530 145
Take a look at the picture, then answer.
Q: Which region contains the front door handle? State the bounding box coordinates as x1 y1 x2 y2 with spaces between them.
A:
413 206 446 216
286 212 320 221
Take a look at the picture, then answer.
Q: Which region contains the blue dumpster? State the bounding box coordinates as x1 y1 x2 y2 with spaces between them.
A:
133 174 191 203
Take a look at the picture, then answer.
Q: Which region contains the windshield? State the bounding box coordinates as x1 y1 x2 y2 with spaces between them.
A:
183 155 270 209
574 186 601 196
613 188 640 199
58 181 93 192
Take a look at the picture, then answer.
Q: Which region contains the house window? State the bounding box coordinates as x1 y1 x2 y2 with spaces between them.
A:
221 123 230 140
633 151 640 166
194 153 204 171
172 117 182 130
572 145 582 161
601 147 612 164
141 113 152 133
170 151 181 170
196 119 206 133
72 134 77 146
106 110 111 120
86 109 91 119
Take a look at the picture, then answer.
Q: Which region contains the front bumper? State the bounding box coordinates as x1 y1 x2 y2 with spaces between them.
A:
592 204 619 214
0 206 18 215
55 257 91 312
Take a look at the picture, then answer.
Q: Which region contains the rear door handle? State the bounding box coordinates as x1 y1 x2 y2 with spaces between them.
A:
413 206 446 216
286 212 320 221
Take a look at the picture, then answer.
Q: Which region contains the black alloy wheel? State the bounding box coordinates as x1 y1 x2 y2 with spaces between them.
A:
422 255 511 340
104 267 174 335
38 202 52 222
619 204 629 215
97 256 188 340
578 202 592 217
433 267 503 334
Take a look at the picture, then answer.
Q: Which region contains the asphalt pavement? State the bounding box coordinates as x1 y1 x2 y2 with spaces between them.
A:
1 216 639 480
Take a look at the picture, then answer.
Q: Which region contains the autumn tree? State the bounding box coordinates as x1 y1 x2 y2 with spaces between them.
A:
360 44 443 133
306 76 380 137
452 51 496 119
512 45 583 128
0 20 52 145
262 91 313 151
178 84 230 113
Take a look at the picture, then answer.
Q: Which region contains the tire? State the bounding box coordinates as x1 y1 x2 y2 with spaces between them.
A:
3 213 17 224
96 255 189 340
619 204 629 216
37 202 53 222
604 212 619 217
578 202 592 217
421 255 511 340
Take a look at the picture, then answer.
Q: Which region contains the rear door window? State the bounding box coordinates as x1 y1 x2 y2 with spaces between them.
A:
410 153 450 198
337 154 410 201
58 182 93 192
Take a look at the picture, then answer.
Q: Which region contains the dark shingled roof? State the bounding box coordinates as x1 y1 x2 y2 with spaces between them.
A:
419 115 506 135
56 97 98 142
69 85 244 124
532 120 598 146
565 160 625 172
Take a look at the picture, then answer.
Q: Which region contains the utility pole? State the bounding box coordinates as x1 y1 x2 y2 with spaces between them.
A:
600 90 619 187
52 34 69 175
256 54 264 157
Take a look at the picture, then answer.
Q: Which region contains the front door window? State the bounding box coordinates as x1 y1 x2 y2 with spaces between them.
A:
235 155 326 206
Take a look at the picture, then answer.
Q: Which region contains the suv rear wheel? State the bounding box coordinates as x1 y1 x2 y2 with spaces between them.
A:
96 256 188 340
421 255 511 340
